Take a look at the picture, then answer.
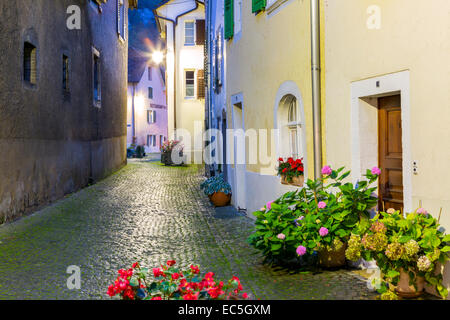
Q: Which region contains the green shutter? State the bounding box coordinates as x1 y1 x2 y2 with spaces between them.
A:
224 0 234 39
252 0 266 13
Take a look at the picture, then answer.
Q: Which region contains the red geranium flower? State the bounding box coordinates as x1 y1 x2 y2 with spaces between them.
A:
167 260 176 267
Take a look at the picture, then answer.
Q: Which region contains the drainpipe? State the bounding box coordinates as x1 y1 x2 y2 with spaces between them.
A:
310 0 323 179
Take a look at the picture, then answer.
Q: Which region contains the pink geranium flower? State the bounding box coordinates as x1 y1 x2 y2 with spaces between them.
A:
318 201 327 209
319 227 329 237
266 201 274 210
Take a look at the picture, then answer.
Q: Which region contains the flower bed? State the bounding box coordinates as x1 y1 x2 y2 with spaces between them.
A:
107 260 249 300
160 140 184 166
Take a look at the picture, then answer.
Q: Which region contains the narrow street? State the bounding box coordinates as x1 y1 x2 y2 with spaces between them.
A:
0 159 376 300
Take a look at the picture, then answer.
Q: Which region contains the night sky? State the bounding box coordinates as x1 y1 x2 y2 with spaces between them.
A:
128 0 168 52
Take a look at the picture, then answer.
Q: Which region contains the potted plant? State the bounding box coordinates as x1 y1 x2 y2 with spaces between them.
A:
160 140 183 166
107 260 249 300
345 208 450 299
277 157 304 186
200 174 232 207
248 166 380 268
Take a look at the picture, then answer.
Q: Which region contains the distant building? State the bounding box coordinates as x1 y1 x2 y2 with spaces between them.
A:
154 0 206 162
127 48 168 153
0 0 138 223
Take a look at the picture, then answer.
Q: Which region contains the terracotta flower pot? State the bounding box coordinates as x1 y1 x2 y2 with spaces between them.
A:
210 192 231 207
394 268 425 298
318 243 347 268
280 175 304 187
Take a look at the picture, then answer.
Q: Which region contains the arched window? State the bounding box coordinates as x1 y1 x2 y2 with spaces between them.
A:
278 94 303 159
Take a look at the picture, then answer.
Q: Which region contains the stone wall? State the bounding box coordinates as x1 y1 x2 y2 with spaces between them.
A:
0 0 129 223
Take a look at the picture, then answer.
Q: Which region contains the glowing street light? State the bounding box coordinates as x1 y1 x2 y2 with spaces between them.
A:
152 50 164 65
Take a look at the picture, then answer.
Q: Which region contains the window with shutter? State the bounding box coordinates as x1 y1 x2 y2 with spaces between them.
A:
197 70 205 99
24 42 37 85
185 21 195 45
185 70 195 97
224 0 234 39
252 0 266 13
196 19 205 45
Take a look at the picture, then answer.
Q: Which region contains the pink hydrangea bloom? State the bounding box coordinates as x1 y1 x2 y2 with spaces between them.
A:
417 208 428 216
296 245 307 256
318 201 327 209
266 201 274 210
319 227 329 237
371 166 381 175
277 233 286 240
322 166 332 176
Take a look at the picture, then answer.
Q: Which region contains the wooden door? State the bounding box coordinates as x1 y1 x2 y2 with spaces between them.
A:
378 95 403 211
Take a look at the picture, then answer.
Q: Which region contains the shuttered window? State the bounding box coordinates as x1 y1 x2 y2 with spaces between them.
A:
224 0 234 39
24 42 37 84
185 21 195 45
196 19 205 45
185 70 195 97
147 110 156 124
252 0 266 13
148 87 153 99
197 69 205 99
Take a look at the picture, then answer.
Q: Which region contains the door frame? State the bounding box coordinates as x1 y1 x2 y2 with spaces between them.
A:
230 92 247 211
350 70 412 212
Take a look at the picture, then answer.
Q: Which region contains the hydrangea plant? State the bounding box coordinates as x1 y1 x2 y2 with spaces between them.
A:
247 166 379 264
200 174 232 196
346 208 450 299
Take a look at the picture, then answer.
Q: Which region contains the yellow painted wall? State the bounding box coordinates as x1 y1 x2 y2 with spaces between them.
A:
324 0 450 295
226 0 316 179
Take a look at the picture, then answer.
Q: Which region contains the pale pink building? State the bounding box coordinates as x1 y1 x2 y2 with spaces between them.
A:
127 48 168 153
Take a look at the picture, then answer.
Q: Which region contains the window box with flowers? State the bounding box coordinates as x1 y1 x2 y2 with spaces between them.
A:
277 157 304 187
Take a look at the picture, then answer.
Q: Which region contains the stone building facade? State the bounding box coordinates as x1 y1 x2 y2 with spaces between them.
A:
0 0 138 223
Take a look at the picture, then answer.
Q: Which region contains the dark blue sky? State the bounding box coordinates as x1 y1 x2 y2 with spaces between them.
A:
129 0 168 52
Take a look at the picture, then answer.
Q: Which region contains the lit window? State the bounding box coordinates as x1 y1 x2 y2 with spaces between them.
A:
185 21 195 45
24 42 37 85
185 71 195 97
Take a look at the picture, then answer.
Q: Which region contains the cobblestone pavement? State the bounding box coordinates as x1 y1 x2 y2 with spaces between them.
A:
0 160 378 300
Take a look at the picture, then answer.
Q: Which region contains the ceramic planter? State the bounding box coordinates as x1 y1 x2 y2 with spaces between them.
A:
318 243 347 268
280 175 304 187
393 268 425 298
210 192 231 207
